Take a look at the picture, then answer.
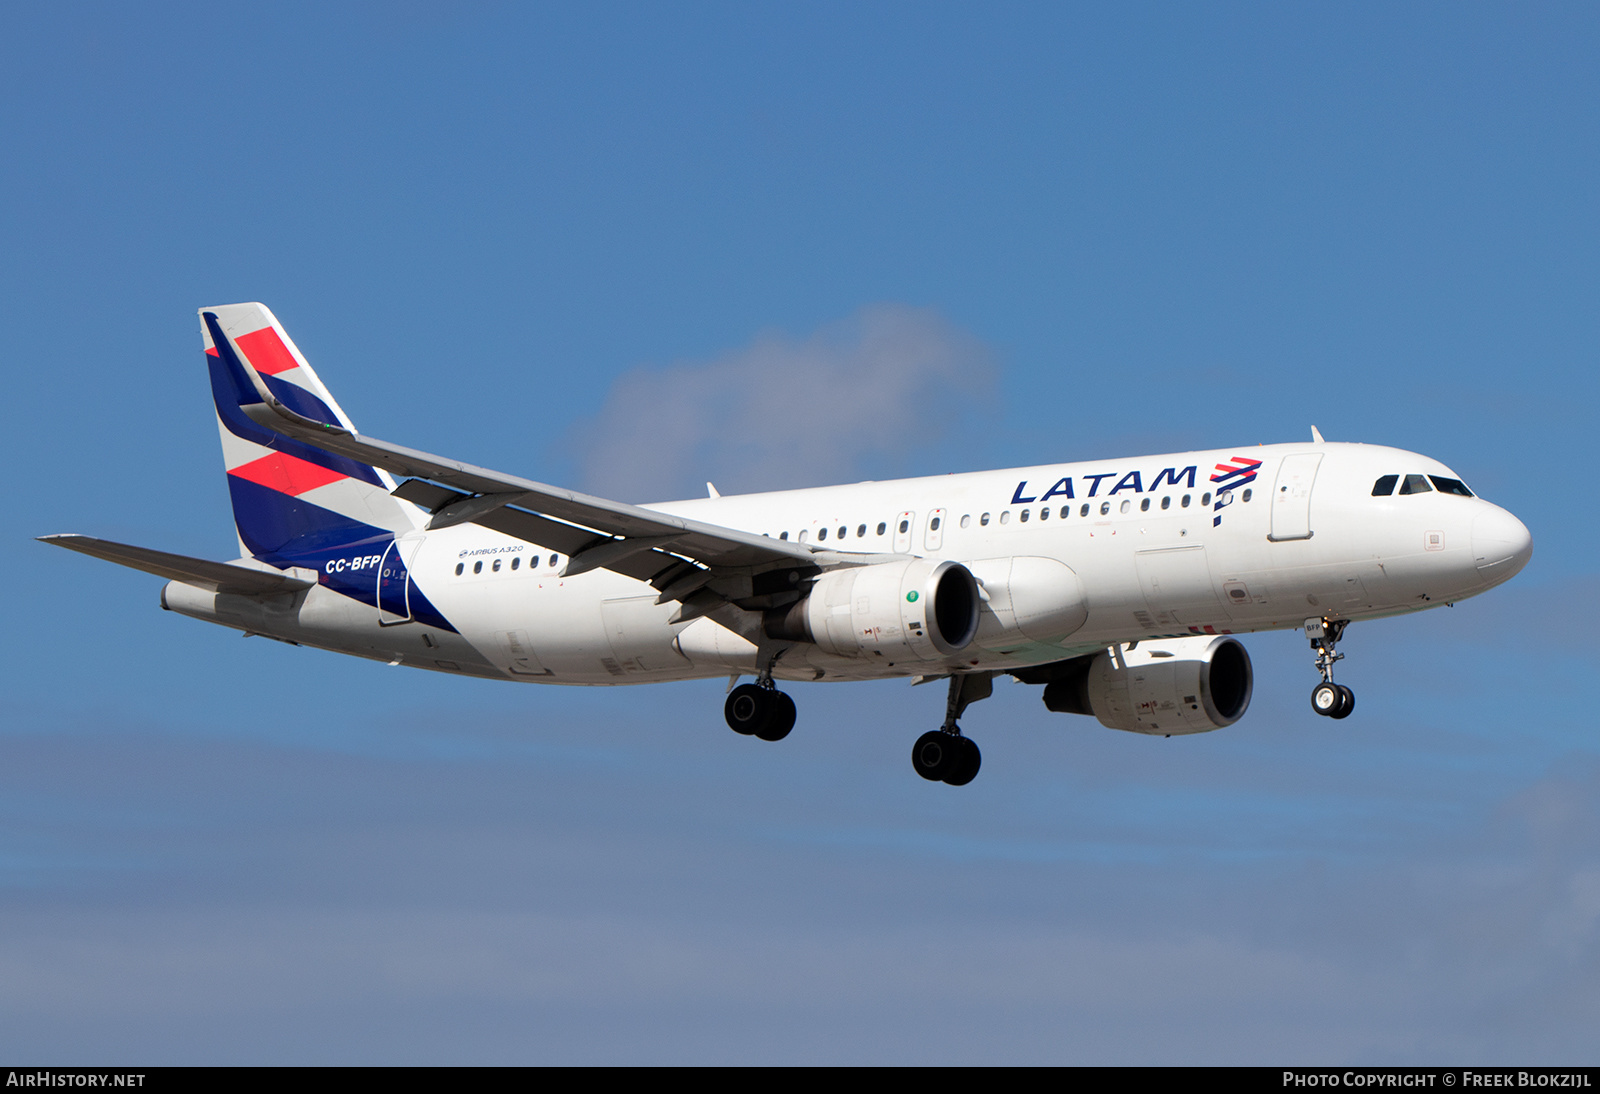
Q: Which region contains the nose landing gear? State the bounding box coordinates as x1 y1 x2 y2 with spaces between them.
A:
1306 617 1355 719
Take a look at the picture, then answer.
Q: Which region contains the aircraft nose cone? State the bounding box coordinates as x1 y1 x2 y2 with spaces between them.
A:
1472 506 1532 585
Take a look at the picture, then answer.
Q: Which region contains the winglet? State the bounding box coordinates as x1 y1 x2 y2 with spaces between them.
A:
202 311 353 438
1311 425 1325 443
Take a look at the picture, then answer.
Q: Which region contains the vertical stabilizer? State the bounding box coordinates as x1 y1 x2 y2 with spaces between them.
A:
200 303 423 565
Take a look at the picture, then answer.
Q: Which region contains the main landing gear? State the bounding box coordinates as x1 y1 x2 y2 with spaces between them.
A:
721 663 993 786
725 682 796 741
1306 617 1355 720
912 673 992 786
724 657 796 742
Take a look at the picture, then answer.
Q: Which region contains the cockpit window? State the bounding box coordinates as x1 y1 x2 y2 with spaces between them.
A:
1372 475 1398 496
1428 476 1474 497
1398 474 1433 495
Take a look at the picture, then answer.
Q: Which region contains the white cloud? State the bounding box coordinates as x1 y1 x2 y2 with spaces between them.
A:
567 304 996 501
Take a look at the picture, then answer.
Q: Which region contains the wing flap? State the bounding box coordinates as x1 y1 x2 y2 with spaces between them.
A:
40 535 315 597
394 479 596 556
393 479 684 582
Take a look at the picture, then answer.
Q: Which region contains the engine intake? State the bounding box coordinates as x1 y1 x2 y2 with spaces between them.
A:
1041 635 1253 735
766 559 980 663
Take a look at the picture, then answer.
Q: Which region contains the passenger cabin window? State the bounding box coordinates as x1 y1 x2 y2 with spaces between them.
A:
1429 476 1474 497
1039 506 1049 520
1061 506 1071 519
1000 511 1011 524
473 561 483 574
1080 503 1090 517
1181 494 1191 508
930 516 942 530
511 557 520 570
877 523 887 535
455 562 464 576
838 526 846 539
980 513 990 526
818 527 827 541
1019 509 1029 522
1398 474 1432 495
1099 502 1110 516
857 524 867 537
779 531 788 540
799 530 809 543
549 554 559 568
1372 475 1398 496
1201 492 1211 506
898 519 909 534
1161 496 1171 510
960 514 971 529
1242 488 1252 503
492 559 502 572
1140 498 1150 511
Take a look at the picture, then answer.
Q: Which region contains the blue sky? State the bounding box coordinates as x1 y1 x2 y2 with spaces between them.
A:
3 3 1597 1063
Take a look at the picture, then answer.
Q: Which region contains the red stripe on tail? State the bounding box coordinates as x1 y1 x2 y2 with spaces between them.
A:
235 326 300 376
229 451 347 496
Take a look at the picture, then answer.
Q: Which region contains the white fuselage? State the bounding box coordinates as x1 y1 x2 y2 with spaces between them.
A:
161 441 1531 685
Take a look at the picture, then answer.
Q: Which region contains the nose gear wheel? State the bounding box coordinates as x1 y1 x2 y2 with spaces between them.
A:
1306 618 1356 719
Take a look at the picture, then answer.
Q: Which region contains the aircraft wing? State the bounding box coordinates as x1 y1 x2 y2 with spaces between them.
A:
205 311 882 598
39 534 315 597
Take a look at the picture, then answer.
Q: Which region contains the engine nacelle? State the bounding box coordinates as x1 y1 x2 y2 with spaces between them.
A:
1042 635 1253 735
965 556 1090 648
765 559 980 663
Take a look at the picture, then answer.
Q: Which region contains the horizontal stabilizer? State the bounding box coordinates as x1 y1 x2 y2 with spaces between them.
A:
39 535 315 597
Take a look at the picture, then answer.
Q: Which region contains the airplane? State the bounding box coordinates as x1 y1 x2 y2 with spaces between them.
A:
41 303 1533 786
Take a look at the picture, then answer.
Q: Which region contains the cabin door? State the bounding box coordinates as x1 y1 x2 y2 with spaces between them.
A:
377 534 424 625
1268 454 1323 542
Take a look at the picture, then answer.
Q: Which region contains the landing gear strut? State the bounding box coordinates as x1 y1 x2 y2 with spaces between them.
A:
724 655 796 742
1306 617 1355 720
912 673 992 786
